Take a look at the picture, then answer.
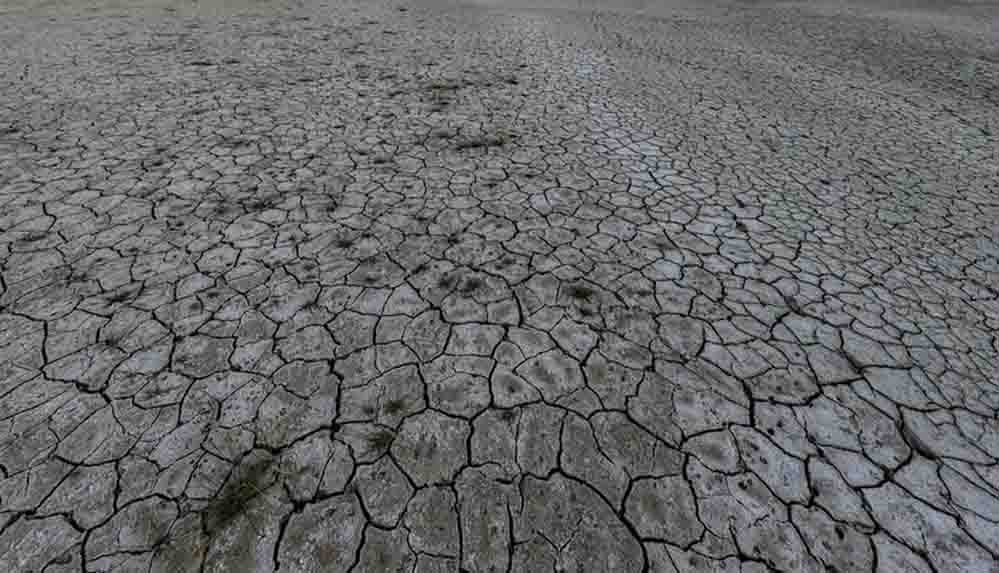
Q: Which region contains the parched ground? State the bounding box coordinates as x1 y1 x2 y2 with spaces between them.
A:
1 0 998 571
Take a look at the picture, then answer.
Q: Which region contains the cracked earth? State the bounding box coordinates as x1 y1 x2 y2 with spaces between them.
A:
1 0 998 571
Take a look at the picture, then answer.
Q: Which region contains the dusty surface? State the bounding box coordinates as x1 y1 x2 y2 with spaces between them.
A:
1 0 999 571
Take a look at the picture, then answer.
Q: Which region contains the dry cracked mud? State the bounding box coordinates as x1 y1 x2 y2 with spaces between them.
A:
1 0 998 571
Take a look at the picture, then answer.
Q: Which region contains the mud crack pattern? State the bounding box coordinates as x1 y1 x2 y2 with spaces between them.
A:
1 0 998 571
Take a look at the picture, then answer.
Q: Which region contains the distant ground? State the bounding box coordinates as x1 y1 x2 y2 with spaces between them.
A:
1 1 998 571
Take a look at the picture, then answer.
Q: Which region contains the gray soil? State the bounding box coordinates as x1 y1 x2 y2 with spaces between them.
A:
1 0 998 571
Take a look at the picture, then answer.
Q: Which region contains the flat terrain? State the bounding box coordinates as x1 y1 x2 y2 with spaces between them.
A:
1 0 998 571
